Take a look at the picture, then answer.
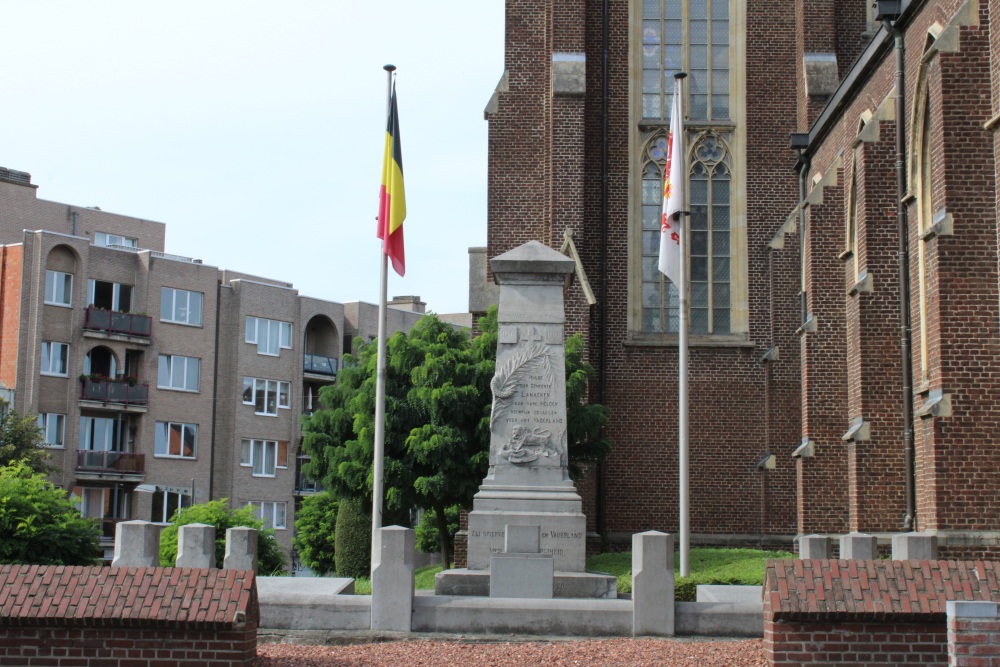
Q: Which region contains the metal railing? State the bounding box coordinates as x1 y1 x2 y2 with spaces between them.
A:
76 451 145 475
84 307 152 337
303 353 338 376
80 377 150 405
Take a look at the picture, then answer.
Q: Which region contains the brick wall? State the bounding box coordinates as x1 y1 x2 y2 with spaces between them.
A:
948 601 1000 667
0 244 22 389
764 559 1000 667
0 565 258 667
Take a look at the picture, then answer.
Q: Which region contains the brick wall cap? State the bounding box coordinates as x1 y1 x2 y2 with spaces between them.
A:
763 559 1000 622
0 565 258 629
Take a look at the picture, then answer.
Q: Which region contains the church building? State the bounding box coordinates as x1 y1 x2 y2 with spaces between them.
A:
470 0 1000 558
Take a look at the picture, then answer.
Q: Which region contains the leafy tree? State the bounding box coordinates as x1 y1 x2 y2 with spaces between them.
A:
0 409 54 474
302 306 611 570
0 462 100 565
158 499 287 573
415 505 460 558
292 492 338 575
334 496 371 579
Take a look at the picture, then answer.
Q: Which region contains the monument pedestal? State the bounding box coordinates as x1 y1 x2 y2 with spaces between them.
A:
435 241 615 599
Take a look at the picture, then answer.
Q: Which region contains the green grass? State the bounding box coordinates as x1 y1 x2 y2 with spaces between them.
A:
350 563 443 595
586 547 795 600
344 548 794 600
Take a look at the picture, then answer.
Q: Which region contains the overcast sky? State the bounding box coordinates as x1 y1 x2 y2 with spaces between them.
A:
1 2 504 315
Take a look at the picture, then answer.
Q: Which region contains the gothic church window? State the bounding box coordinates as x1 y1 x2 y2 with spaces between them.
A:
633 0 746 338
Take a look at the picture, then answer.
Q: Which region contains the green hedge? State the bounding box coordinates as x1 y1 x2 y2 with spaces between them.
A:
334 497 371 579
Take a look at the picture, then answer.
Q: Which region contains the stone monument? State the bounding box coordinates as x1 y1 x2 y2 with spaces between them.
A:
436 241 615 598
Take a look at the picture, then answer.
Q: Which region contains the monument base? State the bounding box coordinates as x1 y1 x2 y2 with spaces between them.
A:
435 568 618 599
466 505 587 572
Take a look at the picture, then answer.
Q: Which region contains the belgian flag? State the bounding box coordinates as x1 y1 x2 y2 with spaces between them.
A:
377 85 406 277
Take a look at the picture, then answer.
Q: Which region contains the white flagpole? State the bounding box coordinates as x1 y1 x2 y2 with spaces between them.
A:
372 63 396 571
674 72 690 578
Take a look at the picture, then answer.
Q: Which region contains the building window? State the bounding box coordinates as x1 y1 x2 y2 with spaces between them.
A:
247 501 287 530
160 287 203 326
80 416 121 451
846 148 861 284
151 490 190 523
154 421 197 459
94 232 137 248
245 316 292 356
37 413 65 448
240 439 289 477
158 354 200 392
634 0 745 338
242 378 291 416
88 279 133 312
45 270 73 307
41 341 69 376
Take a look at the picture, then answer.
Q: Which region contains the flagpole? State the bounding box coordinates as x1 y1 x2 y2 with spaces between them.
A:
372 63 396 570
674 71 690 578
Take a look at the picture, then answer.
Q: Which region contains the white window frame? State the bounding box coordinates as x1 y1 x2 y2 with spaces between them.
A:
245 316 293 356
154 421 198 459
44 270 73 307
151 490 191 524
88 279 133 312
247 500 287 530
40 341 70 376
94 232 138 248
80 416 119 452
240 439 289 477
160 287 203 326
242 377 291 416
157 354 200 392
37 413 66 448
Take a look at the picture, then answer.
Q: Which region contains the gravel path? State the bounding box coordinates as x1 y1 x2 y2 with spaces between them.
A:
255 638 768 666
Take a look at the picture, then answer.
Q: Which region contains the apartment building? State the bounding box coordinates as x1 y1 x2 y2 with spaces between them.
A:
0 167 432 564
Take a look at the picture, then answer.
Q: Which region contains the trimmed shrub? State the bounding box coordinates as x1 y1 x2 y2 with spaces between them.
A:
158 499 287 574
293 492 338 575
334 496 371 578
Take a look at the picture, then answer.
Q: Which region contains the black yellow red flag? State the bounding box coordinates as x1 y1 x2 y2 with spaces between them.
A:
377 86 406 276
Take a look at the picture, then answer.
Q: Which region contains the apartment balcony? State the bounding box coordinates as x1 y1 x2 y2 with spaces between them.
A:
79 377 149 412
83 307 152 343
294 458 324 496
303 353 338 379
75 451 145 482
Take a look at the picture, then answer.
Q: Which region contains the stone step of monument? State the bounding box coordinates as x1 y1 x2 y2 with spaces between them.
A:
435 569 617 599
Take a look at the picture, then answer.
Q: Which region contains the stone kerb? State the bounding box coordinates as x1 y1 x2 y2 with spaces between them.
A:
632 531 675 636
111 520 163 568
371 526 416 632
176 523 215 568
947 601 1000 667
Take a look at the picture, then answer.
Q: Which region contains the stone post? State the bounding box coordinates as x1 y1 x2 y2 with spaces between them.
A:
176 523 216 568
798 534 830 559
111 520 162 568
632 531 674 636
839 532 877 560
891 532 937 560
371 526 415 632
224 527 258 572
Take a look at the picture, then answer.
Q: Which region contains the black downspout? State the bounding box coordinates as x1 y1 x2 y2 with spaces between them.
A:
595 0 610 536
883 17 916 531
208 281 221 500
797 151 810 324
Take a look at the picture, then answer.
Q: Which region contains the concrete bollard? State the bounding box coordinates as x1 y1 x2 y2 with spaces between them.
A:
176 523 216 568
111 520 162 568
371 526 415 632
799 534 830 559
223 527 259 572
839 532 877 560
892 532 937 560
632 531 674 636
